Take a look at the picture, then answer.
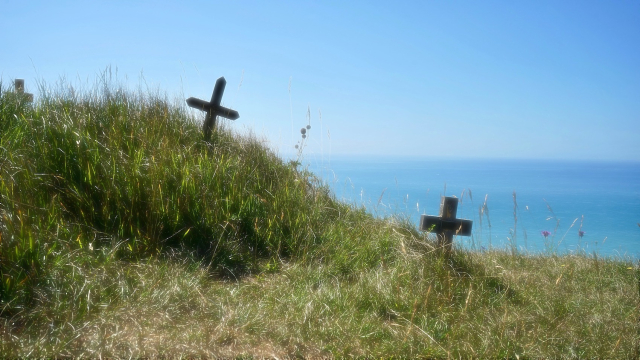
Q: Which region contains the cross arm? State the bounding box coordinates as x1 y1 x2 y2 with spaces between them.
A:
420 215 473 236
216 107 240 120
186 97 212 111
186 98 239 120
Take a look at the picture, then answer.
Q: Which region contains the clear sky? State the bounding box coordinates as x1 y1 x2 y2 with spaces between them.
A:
2 1 639 161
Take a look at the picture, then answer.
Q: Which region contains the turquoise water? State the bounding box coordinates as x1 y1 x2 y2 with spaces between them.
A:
307 156 640 258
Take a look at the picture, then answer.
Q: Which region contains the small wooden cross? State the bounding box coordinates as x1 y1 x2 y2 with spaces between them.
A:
420 196 473 253
186 77 239 142
14 79 33 102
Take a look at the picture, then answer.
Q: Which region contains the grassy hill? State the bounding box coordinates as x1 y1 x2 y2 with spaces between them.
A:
0 76 637 358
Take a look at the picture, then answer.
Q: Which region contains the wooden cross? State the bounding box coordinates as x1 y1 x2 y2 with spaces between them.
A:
14 79 33 102
420 196 473 253
186 77 239 142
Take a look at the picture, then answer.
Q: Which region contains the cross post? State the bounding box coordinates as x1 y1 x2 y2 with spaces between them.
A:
14 79 33 103
420 196 472 254
186 77 239 142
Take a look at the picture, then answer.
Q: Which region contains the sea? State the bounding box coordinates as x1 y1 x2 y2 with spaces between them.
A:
305 156 640 259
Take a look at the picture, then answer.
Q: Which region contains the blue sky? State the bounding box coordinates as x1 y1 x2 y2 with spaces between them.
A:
2 0 639 161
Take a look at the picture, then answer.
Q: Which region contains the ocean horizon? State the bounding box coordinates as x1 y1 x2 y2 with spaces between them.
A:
304 155 640 259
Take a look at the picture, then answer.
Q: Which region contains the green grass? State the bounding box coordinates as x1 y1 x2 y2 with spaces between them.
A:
1 74 638 358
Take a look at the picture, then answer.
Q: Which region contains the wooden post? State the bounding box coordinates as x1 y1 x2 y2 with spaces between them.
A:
14 79 33 102
420 196 473 254
186 77 239 142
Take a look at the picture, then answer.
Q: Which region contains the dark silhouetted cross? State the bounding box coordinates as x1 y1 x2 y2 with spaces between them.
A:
186 77 239 142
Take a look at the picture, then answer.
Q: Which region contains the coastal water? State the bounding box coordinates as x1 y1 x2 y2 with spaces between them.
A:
306 156 640 258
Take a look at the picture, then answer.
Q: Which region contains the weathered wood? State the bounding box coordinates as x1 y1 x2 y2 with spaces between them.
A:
14 79 33 102
186 77 239 142
14 79 25 93
420 196 473 253
185 98 239 120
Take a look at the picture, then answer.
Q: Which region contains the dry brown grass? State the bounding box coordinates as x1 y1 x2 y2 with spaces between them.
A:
2 244 636 358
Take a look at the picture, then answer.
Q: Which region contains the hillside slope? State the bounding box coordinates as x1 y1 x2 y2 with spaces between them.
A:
0 78 637 358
